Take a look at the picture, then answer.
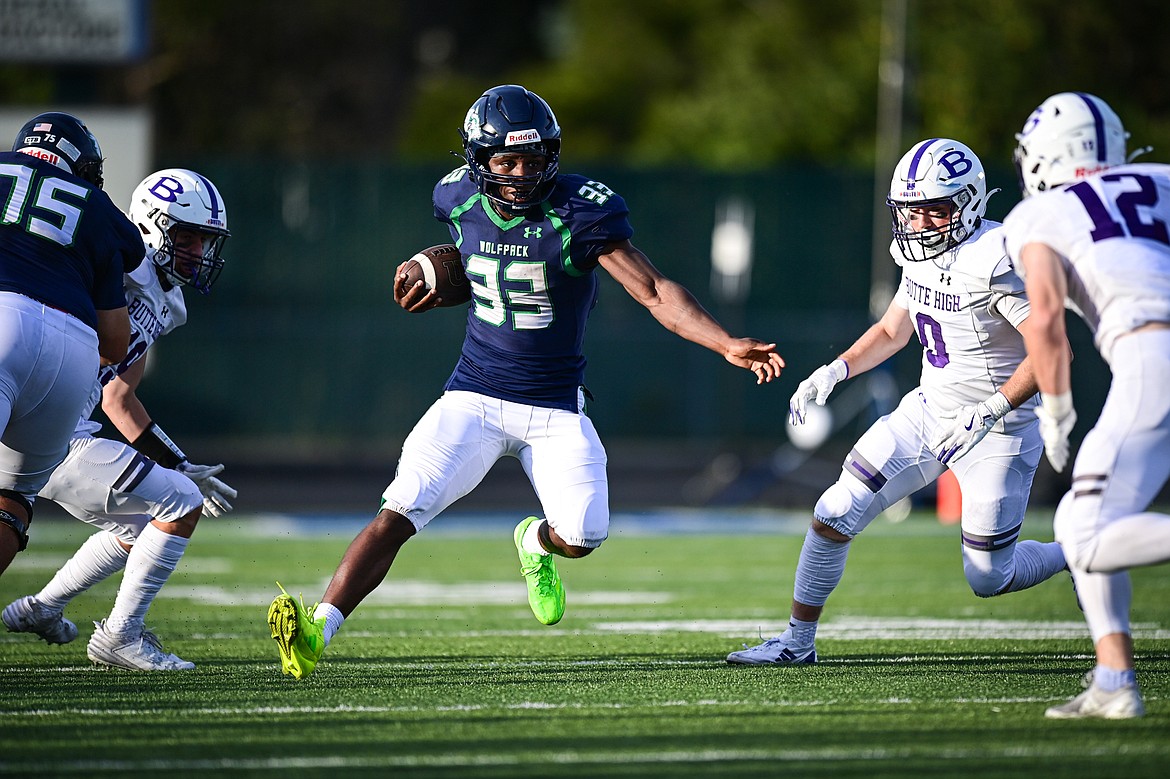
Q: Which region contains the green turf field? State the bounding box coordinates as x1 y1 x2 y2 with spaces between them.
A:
2 511 1167 777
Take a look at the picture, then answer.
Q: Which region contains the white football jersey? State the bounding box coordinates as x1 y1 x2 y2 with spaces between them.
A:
892 220 1035 413
1002 162 1170 364
76 248 189 433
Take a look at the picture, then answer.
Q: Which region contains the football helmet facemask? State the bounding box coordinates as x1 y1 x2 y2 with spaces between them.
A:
129 169 230 294
887 138 989 263
1013 91 1128 198
460 84 561 213
12 111 105 188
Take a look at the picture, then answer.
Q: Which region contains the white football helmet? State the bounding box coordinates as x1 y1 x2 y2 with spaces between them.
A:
887 138 989 262
1014 92 1128 197
128 168 230 293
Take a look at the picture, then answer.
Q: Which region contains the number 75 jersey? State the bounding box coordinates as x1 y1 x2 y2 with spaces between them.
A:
892 220 1035 413
1003 162 1170 365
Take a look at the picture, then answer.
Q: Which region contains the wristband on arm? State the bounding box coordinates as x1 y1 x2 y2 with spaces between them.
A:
130 422 188 469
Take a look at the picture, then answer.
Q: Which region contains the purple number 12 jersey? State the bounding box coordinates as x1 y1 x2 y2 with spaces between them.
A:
431 167 634 412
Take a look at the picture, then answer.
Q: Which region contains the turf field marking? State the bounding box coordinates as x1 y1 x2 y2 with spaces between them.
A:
161 581 671 606
594 617 1170 640
8 740 1170 774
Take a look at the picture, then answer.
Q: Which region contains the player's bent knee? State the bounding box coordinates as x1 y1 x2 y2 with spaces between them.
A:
964 565 1012 598
813 480 867 539
811 519 851 542
373 509 419 542
0 490 33 552
962 549 1013 598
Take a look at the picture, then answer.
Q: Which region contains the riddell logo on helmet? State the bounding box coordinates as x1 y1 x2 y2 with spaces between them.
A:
1075 164 1109 179
506 129 541 145
17 147 62 167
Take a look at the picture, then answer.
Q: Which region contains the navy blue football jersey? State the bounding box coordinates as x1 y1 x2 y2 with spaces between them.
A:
432 167 634 411
0 151 140 329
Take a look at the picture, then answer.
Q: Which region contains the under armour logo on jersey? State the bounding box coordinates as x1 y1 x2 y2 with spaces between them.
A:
524 226 543 239
940 273 951 285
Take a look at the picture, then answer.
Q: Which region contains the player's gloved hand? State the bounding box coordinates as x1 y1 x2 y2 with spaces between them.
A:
789 359 848 425
930 391 1013 464
177 461 238 517
1036 391 1077 472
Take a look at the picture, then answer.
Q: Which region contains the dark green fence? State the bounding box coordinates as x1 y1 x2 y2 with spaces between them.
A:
132 159 1107 466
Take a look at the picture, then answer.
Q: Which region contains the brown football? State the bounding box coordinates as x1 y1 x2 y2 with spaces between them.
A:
400 243 471 306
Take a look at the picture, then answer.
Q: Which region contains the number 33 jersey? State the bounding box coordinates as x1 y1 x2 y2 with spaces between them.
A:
892 220 1036 414
431 167 634 412
1003 162 1170 365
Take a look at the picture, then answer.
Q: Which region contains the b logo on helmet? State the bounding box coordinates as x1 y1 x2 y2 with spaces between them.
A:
149 177 185 202
937 150 973 179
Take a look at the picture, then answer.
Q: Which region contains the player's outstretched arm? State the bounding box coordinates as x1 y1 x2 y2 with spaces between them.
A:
598 241 784 384
789 299 913 424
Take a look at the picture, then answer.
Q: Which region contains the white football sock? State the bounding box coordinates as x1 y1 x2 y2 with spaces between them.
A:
36 531 129 612
1094 665 1137 692
522 519 551 556
787 616 819 647
1090 512 1170 571
998 540 1067 594
792 527 851 608
105 524 189 635
1071 568 1132 643
314 603 345 647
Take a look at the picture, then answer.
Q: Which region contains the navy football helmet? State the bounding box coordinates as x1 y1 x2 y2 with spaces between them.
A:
459 84 561 212
12 111 105 188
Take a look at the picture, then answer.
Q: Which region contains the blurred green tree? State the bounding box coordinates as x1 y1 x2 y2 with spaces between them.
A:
3 0 1168 169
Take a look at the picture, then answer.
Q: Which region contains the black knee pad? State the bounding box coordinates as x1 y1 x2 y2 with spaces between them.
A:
0 508 29 551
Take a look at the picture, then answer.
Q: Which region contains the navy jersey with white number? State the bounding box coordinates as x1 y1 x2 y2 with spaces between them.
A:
0 151 140 329
432 167 634 411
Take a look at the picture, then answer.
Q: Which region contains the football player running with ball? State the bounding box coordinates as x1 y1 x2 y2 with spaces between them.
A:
1006 92 1170 719
268 84 785 679
2 169 236 671
728 139 1068 667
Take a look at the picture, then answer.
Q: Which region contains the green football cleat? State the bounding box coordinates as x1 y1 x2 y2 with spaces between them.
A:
514 516 565 625
267 583 325 679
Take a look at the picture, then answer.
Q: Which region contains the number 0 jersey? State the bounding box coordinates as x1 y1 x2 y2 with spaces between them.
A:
77 250 188 433
892 220 1036 414
432 167 634 411
0 151 140 329
1003 162 1170 365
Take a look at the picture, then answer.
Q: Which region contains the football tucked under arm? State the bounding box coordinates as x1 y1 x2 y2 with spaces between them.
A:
399 243 471 306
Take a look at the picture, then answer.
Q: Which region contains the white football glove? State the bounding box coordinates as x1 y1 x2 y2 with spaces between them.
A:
177 461 238 518
1036 391 1077 472
930 391 1012 464
789 359 848 425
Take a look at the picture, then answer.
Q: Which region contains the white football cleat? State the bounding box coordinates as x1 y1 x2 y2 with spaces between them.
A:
87 620 195 671
727 633 817 665
1045 684 1144 720
2 595 78 644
